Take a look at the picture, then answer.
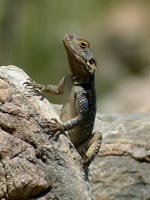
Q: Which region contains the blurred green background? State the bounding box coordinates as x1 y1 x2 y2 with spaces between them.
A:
0 0 149 112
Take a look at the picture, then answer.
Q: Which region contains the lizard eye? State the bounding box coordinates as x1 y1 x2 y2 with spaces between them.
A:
80 42 87 49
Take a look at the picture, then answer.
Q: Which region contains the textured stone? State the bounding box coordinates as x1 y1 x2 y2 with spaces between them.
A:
0 65 91 200
1 65 150 200
90 113 150 200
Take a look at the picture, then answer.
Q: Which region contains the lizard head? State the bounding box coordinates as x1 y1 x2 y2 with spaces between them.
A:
63 33 97 79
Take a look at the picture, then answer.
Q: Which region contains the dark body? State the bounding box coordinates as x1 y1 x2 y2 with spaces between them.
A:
60 74 96 147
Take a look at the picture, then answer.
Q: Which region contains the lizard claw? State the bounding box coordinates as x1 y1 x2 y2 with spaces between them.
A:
24 78 45 100
50 118 65 131
24 78 33 88
24 78 44 92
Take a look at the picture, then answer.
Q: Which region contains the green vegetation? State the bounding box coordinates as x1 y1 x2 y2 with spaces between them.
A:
0 0 148 105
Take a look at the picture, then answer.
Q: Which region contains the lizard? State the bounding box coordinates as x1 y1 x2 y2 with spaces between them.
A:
26 33 102 168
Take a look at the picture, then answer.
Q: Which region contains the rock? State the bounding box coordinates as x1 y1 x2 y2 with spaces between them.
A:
0 66 91 200
1 65 150 200
90 113 150 200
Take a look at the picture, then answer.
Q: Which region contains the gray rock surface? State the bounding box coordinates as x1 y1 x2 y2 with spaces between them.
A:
90 113 150 200
0 66 91 200
0 65 150 200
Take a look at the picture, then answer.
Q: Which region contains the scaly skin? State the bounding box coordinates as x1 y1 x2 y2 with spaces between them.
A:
26 34 102 167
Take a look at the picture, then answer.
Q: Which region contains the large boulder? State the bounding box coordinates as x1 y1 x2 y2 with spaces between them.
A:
90 112 150 200
0 65 91 200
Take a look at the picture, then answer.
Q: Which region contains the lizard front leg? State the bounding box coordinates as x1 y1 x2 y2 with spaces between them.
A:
49 90 88 132
24 76 65 95
48 90 89 143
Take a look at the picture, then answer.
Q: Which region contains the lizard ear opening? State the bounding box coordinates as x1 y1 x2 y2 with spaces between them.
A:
87 59 97 73
88 58 96 65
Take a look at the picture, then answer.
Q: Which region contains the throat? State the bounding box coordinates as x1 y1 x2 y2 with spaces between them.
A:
72 75 95 85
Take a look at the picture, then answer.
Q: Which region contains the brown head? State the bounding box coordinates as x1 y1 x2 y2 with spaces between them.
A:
63 33 97 80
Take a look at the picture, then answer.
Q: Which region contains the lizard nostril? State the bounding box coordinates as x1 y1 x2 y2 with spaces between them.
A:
69 34 74 40
64 33 75 41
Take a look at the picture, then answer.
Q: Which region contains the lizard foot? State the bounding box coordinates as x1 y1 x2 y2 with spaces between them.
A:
77 131 102 169
24 78 45 92
50 118 65 131
48 119 69 141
